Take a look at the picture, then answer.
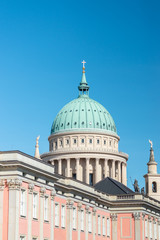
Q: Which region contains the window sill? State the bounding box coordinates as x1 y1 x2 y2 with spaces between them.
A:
20 215 26 219
33 218 38 221
44 220 49 223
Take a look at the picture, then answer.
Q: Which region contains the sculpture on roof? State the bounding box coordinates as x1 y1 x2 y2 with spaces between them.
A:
149 139 153 149
133 179 140 193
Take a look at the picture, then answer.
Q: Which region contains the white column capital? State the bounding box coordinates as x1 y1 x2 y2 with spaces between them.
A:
28 182 34 194
40 186 46 198
7 178 22 190
111 213 117 221
66 199 74 209
51 188 56 200
133 212 140 220
0 179 5 190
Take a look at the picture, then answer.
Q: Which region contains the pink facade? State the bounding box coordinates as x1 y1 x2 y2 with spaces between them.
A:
0 151 160 240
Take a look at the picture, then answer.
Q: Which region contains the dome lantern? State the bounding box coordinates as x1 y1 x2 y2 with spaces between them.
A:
78 60 89 96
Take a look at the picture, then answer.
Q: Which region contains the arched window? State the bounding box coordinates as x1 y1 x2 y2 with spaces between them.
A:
152 182 157 192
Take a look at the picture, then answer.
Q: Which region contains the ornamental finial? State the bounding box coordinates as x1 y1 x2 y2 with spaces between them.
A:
82 60 86 73
149 139 153 149
34 136 41 159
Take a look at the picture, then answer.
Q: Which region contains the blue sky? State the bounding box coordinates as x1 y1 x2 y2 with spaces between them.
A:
0 0 160 189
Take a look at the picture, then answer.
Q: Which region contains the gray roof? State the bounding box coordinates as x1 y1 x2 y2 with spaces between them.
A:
94 177 134 195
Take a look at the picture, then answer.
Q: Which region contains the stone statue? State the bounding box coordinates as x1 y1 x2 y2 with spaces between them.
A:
35 135 41 159
141 187 144 195
149 139 153 148
133 179 140 193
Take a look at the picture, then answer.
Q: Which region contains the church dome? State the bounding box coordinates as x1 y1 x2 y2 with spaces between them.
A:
51 62 117 135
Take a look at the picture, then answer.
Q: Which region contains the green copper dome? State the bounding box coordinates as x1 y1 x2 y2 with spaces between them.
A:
51 62 117 135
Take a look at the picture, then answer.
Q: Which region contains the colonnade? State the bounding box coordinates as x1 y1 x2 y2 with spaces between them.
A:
51 158 127 185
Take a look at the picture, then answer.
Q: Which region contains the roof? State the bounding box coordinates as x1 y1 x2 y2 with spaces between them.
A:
94 177 134 195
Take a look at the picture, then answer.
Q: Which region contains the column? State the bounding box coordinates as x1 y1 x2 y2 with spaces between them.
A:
86 158 89 184
104 159 108 178
157 219 160 240
40 186 46 240
77 202 82 240
58 159 62 175
111 213 117 240
76 158 80 181
133 212 141 240
28 183 35 240
112 160 115 179
8 178 22 240
142 213 145 240
85 205 89 240
95 158 99 183
0 180 5 240
118 162 121 182
66 158 70 177
66 199 74 240
92 207 97 240
122 163 127 185
50 188 56 240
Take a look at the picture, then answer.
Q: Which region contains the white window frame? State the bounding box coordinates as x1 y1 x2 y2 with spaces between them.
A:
61 205 65 228
145 219 148 238
88 212 92 233
98 215 101 235
33 192 38 219
149 221 152 239
102 216 106 236
154 222 157 240
20 189 26 217
107 218 110 237
80 210 84 231
55 203 59 227
44 195 49 221
73 207 77 230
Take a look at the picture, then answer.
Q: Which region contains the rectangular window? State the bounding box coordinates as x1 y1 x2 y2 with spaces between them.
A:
73 207 76 229
154 222 157 240
89 139 92 144
61 205 65 228
104 140 106 145
80 210 84 231
149 221 152 239
73 139 76 144
102 217 106 236
98 215 101 235
20 189 26 216
97 139 100 144
55 203 59 227
81 139 84 144
72 173 76 179
66 139 69 145
107 218 110 237
33 193 38 219
89 173 93 186
44 196 49 221
145 219 148 237
88 212 92 233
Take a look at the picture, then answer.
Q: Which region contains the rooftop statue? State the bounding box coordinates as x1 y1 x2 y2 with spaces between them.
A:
133 179 140 193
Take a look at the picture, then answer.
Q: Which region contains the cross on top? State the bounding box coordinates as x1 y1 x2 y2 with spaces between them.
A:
82 60 86 68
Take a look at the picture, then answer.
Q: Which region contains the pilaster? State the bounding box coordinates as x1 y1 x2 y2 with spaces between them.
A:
133 212 141 240
40 186 46 240
92 207 97 240
76 158 80 181
67 158 70 177
28 183 34 240
118 161 121 182
0 179 5 240
66 199 74 240
95 158 99 183
112 160 115 179
58 159 62 175
50 188 56 240
111 213 117 240
77 202 82 240
85 205 89 240
104 159 108 177
7 178 22 240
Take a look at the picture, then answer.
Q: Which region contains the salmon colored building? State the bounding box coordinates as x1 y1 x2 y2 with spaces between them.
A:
0 63 160 240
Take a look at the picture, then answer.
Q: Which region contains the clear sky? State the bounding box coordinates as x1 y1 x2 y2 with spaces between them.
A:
0 0 160 189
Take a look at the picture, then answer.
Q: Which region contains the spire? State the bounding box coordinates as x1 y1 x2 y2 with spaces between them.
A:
34 136 41 159
147 139 157 174
78 60 89 96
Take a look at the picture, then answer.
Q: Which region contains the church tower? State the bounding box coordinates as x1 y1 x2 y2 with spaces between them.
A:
144 141 160 201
